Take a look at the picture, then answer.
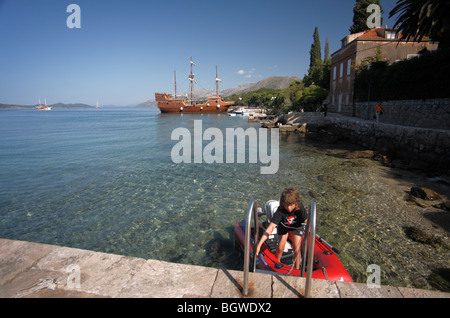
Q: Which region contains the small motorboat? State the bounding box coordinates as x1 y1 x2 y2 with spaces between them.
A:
234 199 353 282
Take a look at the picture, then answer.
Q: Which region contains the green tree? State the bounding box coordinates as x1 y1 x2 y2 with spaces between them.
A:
389 0 450 48
303 59 330 89
358 45 384 70
324 37 330 63
305 27 330 89
298 85 329 112
309 27 321 71
349 0 384 34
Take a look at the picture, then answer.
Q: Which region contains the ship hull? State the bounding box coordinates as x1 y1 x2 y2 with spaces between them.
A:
155 93 234 113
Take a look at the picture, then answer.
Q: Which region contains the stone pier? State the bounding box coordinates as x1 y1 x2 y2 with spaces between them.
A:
1 239 449 298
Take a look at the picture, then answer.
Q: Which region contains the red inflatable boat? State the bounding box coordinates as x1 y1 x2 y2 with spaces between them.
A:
234 200 353 282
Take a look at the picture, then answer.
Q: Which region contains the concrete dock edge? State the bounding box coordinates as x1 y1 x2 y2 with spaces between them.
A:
0 239 449 298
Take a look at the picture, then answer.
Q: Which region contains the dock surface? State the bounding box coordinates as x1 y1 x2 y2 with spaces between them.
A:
1 238 449 298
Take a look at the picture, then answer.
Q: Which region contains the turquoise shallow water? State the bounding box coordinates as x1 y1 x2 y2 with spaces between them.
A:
1 108 448 291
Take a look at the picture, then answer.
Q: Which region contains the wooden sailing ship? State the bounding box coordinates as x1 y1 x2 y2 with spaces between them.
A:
155 57 234 113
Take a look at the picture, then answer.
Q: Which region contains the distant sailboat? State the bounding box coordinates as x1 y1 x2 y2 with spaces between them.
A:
35 98 52 111
96 101 100 109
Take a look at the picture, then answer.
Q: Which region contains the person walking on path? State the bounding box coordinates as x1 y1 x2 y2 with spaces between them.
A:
374 102 384 123
321 102 328 117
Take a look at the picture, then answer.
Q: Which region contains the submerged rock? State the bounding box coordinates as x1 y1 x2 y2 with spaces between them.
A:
432 201 450 212
344 150 375 159
410 187 442 201
404 226 448 249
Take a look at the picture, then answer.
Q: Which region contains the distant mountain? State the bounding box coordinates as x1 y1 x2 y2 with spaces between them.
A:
136 100 157 108
0 102 94 109
50 103 93 108
221 76 301 97
0 103 30 109
184 76 302 99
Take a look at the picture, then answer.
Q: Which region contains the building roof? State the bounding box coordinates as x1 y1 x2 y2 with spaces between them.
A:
344 27 433 44
359 27 394 40
342 28 399 45
331 27 434 57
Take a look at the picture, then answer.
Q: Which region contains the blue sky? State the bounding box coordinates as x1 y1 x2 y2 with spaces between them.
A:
0 0 400 106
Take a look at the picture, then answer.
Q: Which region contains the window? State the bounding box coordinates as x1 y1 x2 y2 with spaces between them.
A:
333 66 337 80
340 63 343 78
386 31 396 39
347 59 351 76
407 54 420 60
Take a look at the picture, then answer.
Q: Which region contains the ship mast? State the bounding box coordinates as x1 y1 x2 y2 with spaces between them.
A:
215 65 222 96
174 70 177 98
188 57 196 102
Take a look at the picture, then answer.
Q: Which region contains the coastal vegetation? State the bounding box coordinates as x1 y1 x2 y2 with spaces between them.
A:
354 47 450 101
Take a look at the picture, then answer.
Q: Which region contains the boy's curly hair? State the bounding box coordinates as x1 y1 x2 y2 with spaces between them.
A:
280 187 301 209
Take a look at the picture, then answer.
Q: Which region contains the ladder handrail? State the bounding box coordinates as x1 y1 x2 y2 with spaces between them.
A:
243 198 258 297
304 201 316 298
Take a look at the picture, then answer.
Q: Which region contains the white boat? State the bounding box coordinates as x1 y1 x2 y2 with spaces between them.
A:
35 98 52 111
233 107 244 114
232 107 254 116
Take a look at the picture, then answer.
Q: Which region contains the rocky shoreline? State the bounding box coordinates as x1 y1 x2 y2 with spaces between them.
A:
261 112 450 174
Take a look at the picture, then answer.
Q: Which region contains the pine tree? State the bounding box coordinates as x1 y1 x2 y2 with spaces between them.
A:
324 37 330 63
309 27 321 71
349 0 384 34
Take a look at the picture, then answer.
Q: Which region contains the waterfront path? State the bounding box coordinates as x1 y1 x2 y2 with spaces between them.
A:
1 239 449 298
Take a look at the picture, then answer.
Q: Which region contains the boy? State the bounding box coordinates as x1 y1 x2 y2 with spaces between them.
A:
255 187 308 269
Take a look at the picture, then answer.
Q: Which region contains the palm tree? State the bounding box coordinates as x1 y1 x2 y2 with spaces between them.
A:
389 0 450 48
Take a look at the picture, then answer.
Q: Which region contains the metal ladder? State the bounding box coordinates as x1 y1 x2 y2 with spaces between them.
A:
243 198 316 298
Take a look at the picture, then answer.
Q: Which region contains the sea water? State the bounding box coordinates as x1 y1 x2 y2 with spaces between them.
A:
0 108 448 291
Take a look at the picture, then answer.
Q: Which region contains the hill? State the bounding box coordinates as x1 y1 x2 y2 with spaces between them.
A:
221 76 301 97
0 102 94 109
173 76 301 100
136 100 157 108
50 103 93 109
0 103 30 109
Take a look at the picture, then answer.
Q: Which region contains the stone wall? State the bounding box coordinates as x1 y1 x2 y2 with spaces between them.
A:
281 112 324 125
354 98 450 130
322 116 450 172
264 111 449 172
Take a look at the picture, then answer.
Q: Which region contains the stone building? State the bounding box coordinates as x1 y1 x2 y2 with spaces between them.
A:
329 27 438 116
